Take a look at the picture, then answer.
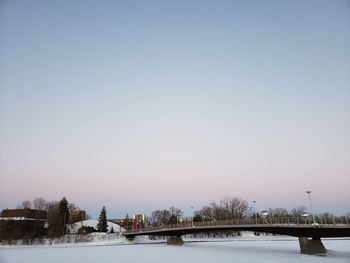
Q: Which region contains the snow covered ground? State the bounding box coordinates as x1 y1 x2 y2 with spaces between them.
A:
0 236 349 263
68 220 125 234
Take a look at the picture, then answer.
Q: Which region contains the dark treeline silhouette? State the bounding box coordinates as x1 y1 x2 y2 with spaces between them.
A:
149 207 184 226
0 196 88 244
194 195 250 221
1 195 349 244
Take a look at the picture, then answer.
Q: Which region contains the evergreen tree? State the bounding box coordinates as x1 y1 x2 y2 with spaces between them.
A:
97 206 108 232
110 226 114 234
58 197 69 235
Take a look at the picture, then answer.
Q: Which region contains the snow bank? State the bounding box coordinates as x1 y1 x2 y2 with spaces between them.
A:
0 232 127 247
68 220 125 234
0 220 127 247
46 232 127 246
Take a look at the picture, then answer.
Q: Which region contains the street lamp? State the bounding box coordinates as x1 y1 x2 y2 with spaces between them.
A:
253 200 257 224
191 206 194 227
306 190 316 224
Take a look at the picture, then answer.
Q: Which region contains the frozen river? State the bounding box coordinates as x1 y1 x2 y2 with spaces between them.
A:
1 238 349 263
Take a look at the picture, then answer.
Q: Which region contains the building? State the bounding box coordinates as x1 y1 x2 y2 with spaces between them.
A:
0 208 47 224
111 218 134 231
133 213 145 230
111 213 145 231
0 209 48 240
69 209 86 224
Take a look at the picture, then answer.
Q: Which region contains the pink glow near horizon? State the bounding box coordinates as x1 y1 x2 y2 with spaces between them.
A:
1 162 349 216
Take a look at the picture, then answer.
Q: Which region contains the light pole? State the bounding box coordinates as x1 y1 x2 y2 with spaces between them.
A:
191 206 194 227
306 190 316 224
253 200 257 224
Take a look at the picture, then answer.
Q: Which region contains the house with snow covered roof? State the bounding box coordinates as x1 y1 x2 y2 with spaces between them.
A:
0 208 47 228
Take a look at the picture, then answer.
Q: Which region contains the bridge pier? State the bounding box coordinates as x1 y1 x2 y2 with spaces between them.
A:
298 237 327 256
125 235 135 241
167 236 184 246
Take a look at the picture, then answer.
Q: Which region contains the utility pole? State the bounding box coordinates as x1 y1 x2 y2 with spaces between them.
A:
253 200 257 224
306 190 316 224
191 206 194 227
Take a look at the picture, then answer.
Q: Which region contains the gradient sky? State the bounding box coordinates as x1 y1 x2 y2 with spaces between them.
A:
1 0 349 219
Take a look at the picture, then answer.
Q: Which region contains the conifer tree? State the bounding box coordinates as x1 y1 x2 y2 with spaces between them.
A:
58 197 69 235
97 206 108 232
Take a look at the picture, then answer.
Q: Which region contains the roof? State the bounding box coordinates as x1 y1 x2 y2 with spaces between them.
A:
0 209 47 220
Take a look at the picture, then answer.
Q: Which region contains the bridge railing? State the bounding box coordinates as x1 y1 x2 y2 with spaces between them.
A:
126 216 350 233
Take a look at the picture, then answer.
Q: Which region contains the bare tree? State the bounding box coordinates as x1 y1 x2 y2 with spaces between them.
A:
220 195 249 219
209 201 225 220
16 200 32 209
150 209 171 226
290 206 307 217
47 201 61 237
274 208 289 217
169 207 183 217
167 207 183 224
198 205 216 219
33 197 48 210
317 212 335 224
197 197 249 220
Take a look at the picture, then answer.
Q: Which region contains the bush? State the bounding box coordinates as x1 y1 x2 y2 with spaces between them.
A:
0 220 46 243
77 226 97 235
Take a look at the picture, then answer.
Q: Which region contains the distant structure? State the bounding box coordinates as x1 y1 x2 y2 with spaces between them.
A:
69 209 86 224
0 208 48 239
111 218 133 231
0 208 47 225
111 213 145 231
133 213 145 230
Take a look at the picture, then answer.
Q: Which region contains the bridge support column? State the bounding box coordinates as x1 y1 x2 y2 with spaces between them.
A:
125 236 135 241
298 237 327 256
167 236 184 246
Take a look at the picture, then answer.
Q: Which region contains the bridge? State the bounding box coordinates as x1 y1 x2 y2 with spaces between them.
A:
123 217 350 255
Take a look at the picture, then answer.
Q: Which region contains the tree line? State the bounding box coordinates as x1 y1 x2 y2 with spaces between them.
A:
0 196 111 243
146 195 349 225
1 195 349 243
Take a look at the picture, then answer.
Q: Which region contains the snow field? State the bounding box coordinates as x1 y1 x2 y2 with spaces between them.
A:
0 238 349 263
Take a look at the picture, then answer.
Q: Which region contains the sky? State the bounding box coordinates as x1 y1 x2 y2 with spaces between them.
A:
0 0 349 219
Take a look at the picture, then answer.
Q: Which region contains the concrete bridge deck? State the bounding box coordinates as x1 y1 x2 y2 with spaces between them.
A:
123 218 350 255
124 224 350 238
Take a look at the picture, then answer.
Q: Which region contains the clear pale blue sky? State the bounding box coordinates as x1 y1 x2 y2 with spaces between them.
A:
1 0 349 218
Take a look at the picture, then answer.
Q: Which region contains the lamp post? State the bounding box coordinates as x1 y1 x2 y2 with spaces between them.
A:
306 190 316 224
253 200 257 224
191 206 194 227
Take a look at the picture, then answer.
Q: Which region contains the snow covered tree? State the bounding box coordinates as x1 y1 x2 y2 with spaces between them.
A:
97 206 108 232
